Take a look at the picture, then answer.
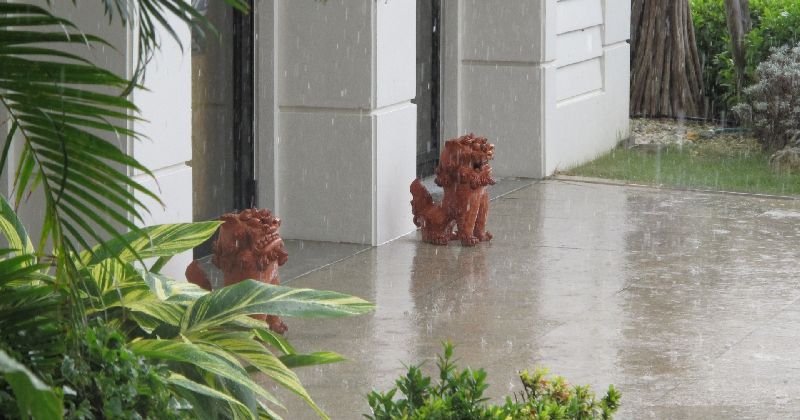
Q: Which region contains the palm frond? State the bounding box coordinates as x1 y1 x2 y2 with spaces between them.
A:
0 3 161 291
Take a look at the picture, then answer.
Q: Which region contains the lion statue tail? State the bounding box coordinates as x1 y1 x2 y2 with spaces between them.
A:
410 179 435 227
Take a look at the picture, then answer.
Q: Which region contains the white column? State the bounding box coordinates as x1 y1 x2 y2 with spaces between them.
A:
454 0 553 178
271 0 417 245
131 14 193 278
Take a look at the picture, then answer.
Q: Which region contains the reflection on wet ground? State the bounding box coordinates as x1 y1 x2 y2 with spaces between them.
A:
265 180 800 419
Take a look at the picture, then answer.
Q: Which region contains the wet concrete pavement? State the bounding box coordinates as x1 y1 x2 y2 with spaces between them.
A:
266 180 800 419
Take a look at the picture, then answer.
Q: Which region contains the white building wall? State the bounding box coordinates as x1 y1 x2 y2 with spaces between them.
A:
546 0 630 174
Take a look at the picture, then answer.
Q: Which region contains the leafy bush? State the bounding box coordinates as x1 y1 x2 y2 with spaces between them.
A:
733 43 800 150
691 0 800 117
0 201 373 419
366 343 620 420
61 321 183 419
2 320 181 419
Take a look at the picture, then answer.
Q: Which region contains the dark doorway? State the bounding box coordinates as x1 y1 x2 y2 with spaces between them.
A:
191 0 255 257
232 2 256 210
415 0 441 178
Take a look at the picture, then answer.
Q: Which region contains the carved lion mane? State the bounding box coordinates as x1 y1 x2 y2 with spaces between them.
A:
212 208 288 275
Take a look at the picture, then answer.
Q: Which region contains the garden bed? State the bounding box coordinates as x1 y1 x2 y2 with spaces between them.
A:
560 118 800 197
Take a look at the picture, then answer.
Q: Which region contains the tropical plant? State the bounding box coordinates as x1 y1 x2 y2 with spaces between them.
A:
0 193 374 418
733 43 800 150
0 1 375 419
366 343 621 420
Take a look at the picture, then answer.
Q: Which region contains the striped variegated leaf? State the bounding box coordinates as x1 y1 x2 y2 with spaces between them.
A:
190 331 328 420
180 280 375 333
167 372 251 418
124 300 185 327
139 269 209 302
128 339 283 410
83 222 221 266
87 258 128 297
279 352 345 369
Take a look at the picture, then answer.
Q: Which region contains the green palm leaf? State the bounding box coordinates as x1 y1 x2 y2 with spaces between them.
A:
0 3 158 302
0 348 62 420
180 280 375 334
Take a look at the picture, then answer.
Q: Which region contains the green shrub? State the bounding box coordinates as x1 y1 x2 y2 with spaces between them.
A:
61 321 184 419
691 0 731 116
691 0 800 117
733 43 800 150
365 343 620 420
1 321 184 420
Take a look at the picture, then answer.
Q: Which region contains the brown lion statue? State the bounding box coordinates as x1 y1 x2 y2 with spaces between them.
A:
186 208 289 333
410 134 495 246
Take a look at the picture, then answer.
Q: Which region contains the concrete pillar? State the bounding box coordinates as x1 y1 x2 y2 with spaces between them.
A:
453 0 554 178
270 0 417 245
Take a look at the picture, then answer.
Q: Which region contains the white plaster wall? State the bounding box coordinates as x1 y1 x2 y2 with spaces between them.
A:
1 2 194 278
457 0 549 178
277 0 372 109
277 111 373 243
131 13 193 279
545 0 631 174
547 44 629 174
448 0 629 179
461 64 543 177
461 0 545 62
376 0 416 108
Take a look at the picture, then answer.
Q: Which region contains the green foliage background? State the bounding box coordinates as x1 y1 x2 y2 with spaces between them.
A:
691 0 800 118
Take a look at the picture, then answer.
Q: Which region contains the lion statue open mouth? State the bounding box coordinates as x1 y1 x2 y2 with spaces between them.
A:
410 134 495 246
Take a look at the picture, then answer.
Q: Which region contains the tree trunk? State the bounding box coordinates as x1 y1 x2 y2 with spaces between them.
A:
630 0 704 118
724 0 751 91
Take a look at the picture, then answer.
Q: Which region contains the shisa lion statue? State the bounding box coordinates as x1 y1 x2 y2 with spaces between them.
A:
410 134 495 246
185 208 289 333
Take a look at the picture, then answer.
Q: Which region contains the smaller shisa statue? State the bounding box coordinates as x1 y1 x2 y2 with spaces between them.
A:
186 208 289 333
410 134 495 246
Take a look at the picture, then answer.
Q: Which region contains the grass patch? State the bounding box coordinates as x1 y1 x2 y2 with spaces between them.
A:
562 145 800 197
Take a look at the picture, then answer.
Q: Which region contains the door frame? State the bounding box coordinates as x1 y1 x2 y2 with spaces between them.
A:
233 0 256 210
416 0 443 178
